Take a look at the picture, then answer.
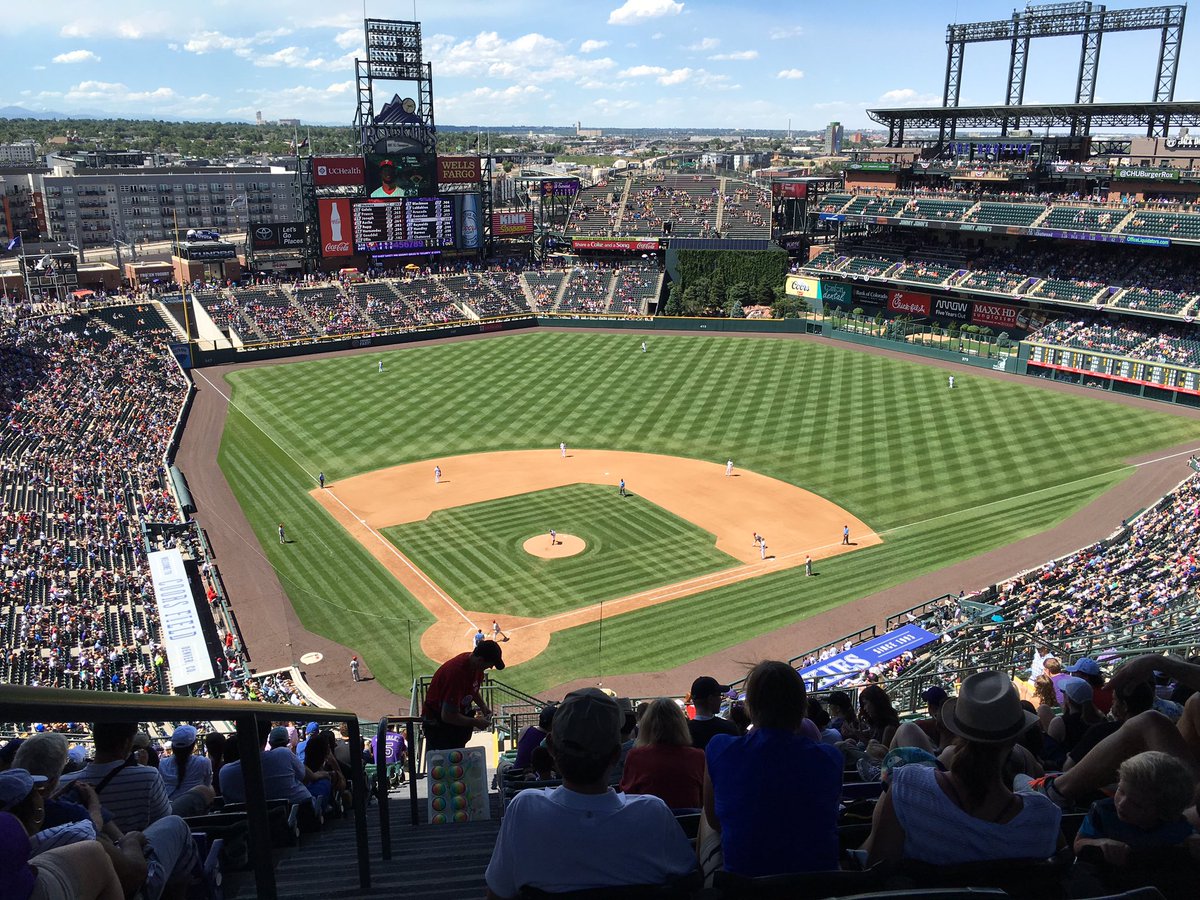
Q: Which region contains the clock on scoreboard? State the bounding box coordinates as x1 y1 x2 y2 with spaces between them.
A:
352 197 455 252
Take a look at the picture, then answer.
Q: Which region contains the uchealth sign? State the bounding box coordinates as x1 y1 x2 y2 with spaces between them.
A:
932 296 971 322
312 156 365 186
887 289 930 316
971 300 1020 329
785 275 822 300
492 211 534 237
318 198 353 257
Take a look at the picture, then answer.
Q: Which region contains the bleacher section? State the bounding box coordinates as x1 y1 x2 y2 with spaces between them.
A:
1035 204 1122 233
718 181 771 238
293 286 372 337
557 268 614 313
963 201 1046 227
523 271 566 311
611 267 660 314
442 273 528 318
1031 317 1200 368
896 197 973 221
1111 287 1200 318
566 181 624 236
621 173 720 237
234 287 312 343
1122 209 1200 240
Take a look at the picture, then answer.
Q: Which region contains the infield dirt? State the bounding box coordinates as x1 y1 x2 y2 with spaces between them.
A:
312 448 880 666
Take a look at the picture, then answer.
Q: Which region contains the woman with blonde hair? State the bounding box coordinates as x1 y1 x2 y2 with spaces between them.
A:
619 698 705 809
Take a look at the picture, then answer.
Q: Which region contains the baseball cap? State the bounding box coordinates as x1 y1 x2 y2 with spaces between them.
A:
305 722 320 736
132 731 152 750
472 639 505 670
268 726 291 747
1060 677 1095 705
690 676 730 699
379 159 396 168
1064 658 1102 677
171 725 198 748
920 685 949 706
0 769 47 812
537 703 558 730
0 811 36 900
552 688 622 757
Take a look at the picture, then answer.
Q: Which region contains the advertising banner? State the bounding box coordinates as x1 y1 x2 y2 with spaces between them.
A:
459 194 481 250
492 210 535 237
181 244 236 261
785 275 822 300
1114 167 1180 181
318 198 354 257
250 222 305 251
971 300 1020 330
540 178 581 198
932 296 971 321
854 285 889 306
847 162 894 172
887 289 930 316
437 156 482 186
147 548 215 687
312 156 366 187
571 238 659 251
819 281 852 307
798 625 937 685
771 181 807 199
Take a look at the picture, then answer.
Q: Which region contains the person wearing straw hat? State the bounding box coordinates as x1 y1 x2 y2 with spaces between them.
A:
864 670 1062 866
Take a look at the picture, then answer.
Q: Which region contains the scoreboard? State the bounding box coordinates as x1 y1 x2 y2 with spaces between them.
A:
353 198 455 252
1027 343 1200 395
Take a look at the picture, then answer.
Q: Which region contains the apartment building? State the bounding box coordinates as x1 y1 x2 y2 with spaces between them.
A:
40 166 303 250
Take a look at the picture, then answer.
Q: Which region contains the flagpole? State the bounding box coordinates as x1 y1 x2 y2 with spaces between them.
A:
17 238 34 311
172 209 195 370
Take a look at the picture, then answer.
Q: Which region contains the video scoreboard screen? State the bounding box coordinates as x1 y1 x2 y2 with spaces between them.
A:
353 198 454 252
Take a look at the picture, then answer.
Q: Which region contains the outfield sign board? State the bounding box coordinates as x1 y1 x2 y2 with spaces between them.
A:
1028 343 1200 395
819 281 852 306
785 275 821 300
250 222 305 251
1114 167 1181 181
932 296 970 322
798 624 937 686
492 211 535 237
437 156 483 186
147 548 215 687
971 300 1020 330
571 238 659 251
318 198 354 257
312 156 366 187
887 289 930 316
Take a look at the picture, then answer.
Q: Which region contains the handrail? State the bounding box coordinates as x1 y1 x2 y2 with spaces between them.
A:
375 715 422 859
0 686 371 900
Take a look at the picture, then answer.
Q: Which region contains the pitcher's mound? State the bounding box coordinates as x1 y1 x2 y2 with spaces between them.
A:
523 533 586 558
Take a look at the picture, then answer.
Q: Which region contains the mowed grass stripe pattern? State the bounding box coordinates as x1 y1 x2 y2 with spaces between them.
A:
383 484 739 618
218 332 1200 694
218 407 437 687
499 470 1127 693
226 333 1196 530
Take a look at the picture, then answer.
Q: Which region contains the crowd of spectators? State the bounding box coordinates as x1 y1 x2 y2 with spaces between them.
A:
1031 316 1200 368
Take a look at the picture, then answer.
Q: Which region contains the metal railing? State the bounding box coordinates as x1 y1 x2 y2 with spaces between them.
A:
0 686 371 900
374 715 421 860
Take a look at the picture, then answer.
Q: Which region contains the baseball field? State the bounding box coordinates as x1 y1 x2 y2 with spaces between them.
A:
214 330 1199 698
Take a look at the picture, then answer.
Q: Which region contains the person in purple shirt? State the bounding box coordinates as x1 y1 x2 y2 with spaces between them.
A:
514 705 556 771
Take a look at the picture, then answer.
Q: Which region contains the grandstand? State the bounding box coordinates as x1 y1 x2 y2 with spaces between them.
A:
556 268 613 313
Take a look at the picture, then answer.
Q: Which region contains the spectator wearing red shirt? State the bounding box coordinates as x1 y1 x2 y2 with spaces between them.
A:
620 699 705 810
421 642 505 751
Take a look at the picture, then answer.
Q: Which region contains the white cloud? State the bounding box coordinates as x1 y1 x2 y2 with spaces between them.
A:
770 26 805 40
687 37 719 51
429 31 615 85
333 29 362 50
619 65 668 77
608 0 685 26
579 39 609 53
710 50 757 61
658 67 693 85
654 67 729 87
52 49 100 64
777 69 806 80
60 17 172 40
183 31 253 56
878 87 940 105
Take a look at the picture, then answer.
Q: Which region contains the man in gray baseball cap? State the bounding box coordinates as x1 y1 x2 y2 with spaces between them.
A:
485 688 697 898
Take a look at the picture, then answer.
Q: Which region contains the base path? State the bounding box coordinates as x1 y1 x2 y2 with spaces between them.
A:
312 449 879 666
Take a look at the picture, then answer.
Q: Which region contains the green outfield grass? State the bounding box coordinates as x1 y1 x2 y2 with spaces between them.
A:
381 484 738 618
218 330 1200 695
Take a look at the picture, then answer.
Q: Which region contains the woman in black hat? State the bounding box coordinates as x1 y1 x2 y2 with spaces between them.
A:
865 670 1062 865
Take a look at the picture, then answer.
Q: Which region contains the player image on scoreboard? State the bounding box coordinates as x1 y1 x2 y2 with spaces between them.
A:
365 152 437 199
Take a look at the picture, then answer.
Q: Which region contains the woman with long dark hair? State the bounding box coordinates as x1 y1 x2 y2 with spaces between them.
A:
158 725 215 817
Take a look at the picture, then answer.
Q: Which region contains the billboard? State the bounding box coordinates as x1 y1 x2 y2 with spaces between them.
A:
318 198 354 257
855 285 889 306
819 281 852 307
539 178 580 198
492 210 535 237
887 289 930 316
437 156 482 186
571 238 658 251
147 548 215 687
798 625 937 686
312 156 366 187
21 253 79 289
932 296 970 322
785 275 821 300
352 198 454 252
772 181 808 199
250 222 305 251
971 300 1020 330
365 152 437 199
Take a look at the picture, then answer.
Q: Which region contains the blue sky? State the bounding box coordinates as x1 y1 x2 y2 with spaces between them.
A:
3 0 1196 130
